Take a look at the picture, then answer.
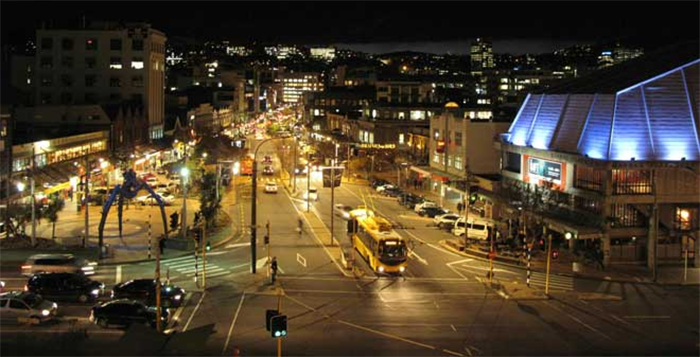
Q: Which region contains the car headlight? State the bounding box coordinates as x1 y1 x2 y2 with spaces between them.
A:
91 289 100 296
174 294 182 300
378 266 385 273
399 266 406 273
52 303 57 309
41 309 50 316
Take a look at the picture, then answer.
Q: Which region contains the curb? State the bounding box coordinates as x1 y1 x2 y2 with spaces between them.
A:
438 239 686 286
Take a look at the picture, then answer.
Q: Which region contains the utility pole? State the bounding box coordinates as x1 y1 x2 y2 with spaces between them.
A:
306 155 310 213
30 146 36 247
545 233 553 295
330 144 338 246
202 218 207 290
85 155 90 251
155 232 162 332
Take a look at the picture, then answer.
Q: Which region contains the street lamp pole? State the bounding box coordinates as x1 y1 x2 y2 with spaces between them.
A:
30 146 36 247
330 144 338 246
251 137 279 274
85 155 90 251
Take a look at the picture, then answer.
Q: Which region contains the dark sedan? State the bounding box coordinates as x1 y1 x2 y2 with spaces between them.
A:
399 193 424 209
26 272 104 303
370 179 390 189
418 206 448 218
382 187 403 198
111 279 185 308
89 299 168 329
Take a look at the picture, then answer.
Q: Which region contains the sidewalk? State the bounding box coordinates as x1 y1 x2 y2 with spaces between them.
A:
441 238 700 286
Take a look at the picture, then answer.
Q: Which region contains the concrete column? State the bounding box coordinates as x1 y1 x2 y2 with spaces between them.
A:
602 164 613 267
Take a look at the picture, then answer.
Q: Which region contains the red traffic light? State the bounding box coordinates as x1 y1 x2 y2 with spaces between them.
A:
552 250 559 259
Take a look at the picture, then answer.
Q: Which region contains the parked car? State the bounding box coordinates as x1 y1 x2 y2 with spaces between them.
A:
155 183 169 191
370 179 390 189
263 155 272 163
111 279 185 308
21 254 97 277
146 177 158 188
434 213 461 229
26 272 104 303
137 193 175 206
376 184 396 193
264 182 278 194
382 187 403 197
89 299 168 329
333 204 353 219
0 291 58 325
414 200 438 213
452 217 493 241
263 166 274 175
168 172 181 182
418 206 448 218
399 193 424 209
156 168 167 175
303 187 319 201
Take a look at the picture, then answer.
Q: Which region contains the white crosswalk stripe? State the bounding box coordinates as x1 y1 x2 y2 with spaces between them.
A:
158 257 232 279
528 271 574 291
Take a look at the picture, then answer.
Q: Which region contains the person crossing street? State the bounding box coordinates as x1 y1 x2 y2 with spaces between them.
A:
270 256 278 283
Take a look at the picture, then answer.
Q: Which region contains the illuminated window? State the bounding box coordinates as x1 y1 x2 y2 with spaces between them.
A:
109 57 122 69
612 170 652 195
131 58 144 69
574 165 603 192
455 156 463 170
611 204 645 227
399 134 405 144
675 207 697 231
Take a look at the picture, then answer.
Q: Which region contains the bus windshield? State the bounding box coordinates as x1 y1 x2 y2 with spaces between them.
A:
379 240 406 260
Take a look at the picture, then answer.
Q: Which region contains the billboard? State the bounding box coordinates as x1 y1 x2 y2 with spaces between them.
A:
528 157 561 182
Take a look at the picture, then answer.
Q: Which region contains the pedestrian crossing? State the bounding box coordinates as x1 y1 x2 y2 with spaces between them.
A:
143 255 233 279
528 271 574 291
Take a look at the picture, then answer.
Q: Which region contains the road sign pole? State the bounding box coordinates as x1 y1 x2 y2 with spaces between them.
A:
545 233 553 295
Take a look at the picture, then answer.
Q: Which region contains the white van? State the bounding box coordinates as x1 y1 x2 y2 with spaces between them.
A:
451 217 493 241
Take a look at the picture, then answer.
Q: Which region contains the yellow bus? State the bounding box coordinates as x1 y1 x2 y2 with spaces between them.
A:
349 208 408 274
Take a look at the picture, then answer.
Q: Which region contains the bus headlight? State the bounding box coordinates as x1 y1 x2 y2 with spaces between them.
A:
41 309 50 316
378 266 385 273
399 266 406 273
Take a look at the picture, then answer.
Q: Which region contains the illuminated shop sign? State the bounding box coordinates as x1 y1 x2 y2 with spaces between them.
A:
528 157 561 182
358 143 396 149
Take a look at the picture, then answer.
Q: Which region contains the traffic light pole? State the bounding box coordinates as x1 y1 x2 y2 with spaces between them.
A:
545 233 552 295
277 289 282 357
266 220 271 281
155 233 162 332
202 219 207 290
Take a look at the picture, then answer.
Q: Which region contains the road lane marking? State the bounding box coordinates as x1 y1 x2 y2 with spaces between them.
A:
183 291 207 332
282 289 489 296
337 319 437 351
408 250 428 265
450 324 457 332
115 265 122 284
225 242 251 249
623 315 671 319
443 348 465 357
297 253 307 267
446 264 469 280
544 301 611 341
169 292 192 327
222 293 245 356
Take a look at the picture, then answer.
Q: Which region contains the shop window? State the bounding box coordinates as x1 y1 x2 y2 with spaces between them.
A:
574 165 603 192
611 204 645 228
675 207 698 231
612 169 652 195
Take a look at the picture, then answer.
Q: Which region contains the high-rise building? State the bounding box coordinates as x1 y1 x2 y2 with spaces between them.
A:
34 22 166 141
282 72 323 104
470 38 494 76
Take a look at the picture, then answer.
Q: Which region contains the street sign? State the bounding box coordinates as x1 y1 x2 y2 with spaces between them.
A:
322 168 343 188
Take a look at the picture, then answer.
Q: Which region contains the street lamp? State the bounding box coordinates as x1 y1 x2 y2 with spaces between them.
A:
16 182 25 193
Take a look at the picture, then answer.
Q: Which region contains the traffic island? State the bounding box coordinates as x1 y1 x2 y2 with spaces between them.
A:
482 279 550 301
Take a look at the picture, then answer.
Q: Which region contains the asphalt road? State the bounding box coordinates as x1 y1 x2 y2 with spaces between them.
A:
2 137 698 356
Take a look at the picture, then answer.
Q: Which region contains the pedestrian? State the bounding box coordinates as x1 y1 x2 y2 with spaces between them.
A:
270 256 278 283
597 249 605 271
457 202 463 214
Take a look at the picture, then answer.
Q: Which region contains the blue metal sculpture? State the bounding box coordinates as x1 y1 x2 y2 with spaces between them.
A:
97 169 170 259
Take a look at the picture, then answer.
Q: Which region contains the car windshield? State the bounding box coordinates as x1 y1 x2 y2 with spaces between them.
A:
21 293 44 308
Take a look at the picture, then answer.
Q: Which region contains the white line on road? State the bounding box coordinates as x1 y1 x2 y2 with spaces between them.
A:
408 250 429 265
337 319 437 351
225 242 251 249
544 301 611 341
222 293 245 356
183 291 207 332
169 292 192 327
297 253 307 267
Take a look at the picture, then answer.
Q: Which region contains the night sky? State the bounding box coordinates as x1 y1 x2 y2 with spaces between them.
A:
2 1 698 54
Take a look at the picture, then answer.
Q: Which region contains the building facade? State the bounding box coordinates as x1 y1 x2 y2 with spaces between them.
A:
34 22 166 141
498 52 700 268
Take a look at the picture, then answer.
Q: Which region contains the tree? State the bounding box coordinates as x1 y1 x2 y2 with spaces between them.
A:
198 172 221 230
43 199 65 240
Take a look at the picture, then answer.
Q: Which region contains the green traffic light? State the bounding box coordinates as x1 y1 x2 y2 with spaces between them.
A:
206 242 211 251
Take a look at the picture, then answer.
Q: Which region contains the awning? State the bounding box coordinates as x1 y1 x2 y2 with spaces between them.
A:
410 166 431 177
543 217 603 240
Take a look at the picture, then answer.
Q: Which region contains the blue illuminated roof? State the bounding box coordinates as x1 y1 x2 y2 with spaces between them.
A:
504 57 700 162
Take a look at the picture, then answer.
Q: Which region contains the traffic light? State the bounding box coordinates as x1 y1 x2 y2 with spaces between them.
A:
469 192 478 204
270 314 288 338
552 250 559 260
266 309 278 331
169 213 179 231
205 241 211 251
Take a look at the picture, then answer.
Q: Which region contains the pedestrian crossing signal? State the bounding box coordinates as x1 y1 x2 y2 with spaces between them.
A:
271 314 287 338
